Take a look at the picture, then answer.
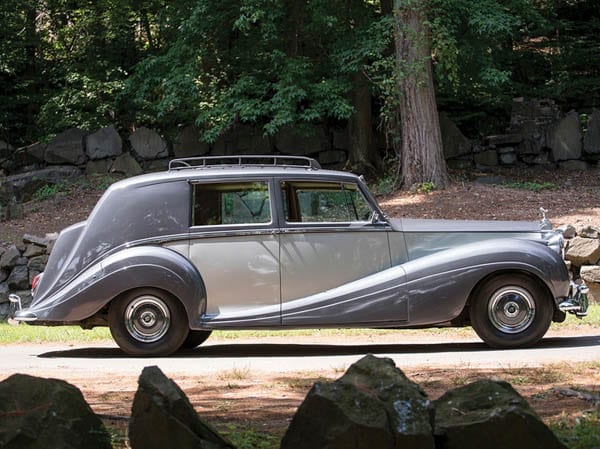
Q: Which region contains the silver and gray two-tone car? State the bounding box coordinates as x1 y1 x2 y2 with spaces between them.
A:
11 156 588 355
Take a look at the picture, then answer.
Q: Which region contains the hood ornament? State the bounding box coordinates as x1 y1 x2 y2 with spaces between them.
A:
539 207 551 229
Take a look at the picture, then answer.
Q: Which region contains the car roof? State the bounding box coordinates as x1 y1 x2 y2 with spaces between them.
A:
110 159 362 191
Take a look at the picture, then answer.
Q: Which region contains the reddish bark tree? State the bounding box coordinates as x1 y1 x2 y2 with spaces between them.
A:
393 0 449 189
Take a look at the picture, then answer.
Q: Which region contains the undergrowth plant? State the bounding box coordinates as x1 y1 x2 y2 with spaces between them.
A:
502 181 557 192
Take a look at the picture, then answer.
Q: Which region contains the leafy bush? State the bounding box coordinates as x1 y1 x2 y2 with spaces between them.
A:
416 182 437 194
502 181 557 192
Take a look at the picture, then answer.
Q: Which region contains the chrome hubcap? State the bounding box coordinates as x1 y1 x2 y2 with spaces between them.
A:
125 295 170 343
488 287 535 334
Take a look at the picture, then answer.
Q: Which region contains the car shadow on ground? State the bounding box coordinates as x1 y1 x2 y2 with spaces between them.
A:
37 335 599 359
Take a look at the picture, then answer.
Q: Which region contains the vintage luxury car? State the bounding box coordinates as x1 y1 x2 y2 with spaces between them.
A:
11 155 588 355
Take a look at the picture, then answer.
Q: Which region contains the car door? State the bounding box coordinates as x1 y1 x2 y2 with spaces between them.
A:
277 179 403 326
188 179 280 327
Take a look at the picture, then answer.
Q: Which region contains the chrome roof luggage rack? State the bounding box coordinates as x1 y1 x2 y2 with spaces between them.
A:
169 155 321 171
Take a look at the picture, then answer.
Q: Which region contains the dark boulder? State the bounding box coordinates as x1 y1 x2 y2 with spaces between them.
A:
274 125 330 156
434 379 567 449
549 110 582 161
0 245 21 269
0 374 111 449
85 125 122 160
129 365 234 449
129 127 169 160
7 265 29 290
439 112 471 159
281 354 434 449
173 125 210 158
44 129 87 165
583 108 600 156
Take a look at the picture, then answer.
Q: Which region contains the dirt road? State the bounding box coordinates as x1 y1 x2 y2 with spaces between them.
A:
1 331 598 380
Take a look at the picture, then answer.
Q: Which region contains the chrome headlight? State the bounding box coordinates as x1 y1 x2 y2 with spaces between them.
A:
547 232 565 258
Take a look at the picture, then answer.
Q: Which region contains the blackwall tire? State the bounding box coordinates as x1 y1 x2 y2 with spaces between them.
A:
108 288 189 356
470 274 553 349
180 330 212 350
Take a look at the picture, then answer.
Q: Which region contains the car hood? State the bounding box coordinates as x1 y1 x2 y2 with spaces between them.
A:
389 218 544 233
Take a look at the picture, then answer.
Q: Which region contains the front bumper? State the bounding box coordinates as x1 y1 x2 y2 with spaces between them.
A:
558 282 589 318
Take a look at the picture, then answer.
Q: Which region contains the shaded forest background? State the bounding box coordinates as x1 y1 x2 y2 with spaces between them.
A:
1 0 599 171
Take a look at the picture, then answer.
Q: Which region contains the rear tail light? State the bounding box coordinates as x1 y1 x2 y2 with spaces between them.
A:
31 273 42 292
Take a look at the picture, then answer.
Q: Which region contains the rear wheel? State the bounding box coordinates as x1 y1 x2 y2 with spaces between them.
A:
108 288 189 356
180 330 212 350
470 274 553 348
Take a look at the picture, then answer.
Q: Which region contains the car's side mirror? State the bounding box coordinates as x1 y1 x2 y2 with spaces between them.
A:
370 211 382 225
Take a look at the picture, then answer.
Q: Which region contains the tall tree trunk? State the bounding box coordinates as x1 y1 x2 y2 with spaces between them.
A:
348 71 376 174
393 0 448 189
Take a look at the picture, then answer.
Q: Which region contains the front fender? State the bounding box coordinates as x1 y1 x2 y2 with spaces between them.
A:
20 246 206 327
404 238 570 325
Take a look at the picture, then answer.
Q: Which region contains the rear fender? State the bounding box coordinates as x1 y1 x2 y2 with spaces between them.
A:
25 246 206 327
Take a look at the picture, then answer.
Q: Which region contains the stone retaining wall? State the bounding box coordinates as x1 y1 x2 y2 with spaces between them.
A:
1 98 599 220
0 233 56 318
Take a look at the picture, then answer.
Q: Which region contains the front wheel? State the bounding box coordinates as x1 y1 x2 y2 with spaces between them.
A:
470 274 553 348
180 330 212 350
108 288 189 356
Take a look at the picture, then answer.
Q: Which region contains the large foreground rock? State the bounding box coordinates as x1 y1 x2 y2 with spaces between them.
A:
129 365 234 449
434 379 567 449
565 236 600 266
0 374 111 449
281 354 434 449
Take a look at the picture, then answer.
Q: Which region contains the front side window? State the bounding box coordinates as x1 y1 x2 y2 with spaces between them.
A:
281 181 372 223
193 181 271 226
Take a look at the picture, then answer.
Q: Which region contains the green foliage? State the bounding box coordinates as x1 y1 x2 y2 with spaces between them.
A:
371 174 398 197
0 0 598 149
502 181 557 192
219 424 280 449
123 0 371 142
415 182 437 194
37 71 125 134
0 323 112 344
32 181 69 201
552 409 600 449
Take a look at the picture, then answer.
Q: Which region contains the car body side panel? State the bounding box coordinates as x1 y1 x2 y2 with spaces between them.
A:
31 179 191 305
280 264 408 326
205 237 570 329
403 231 543 260
402 238 570 325
388 232 409 266
20 246 207 325
30 221 87 306
189 233 280 325
280 229 391 303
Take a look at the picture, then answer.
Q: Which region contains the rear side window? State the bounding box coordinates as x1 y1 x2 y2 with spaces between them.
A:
192 181 271 226
281 181 372 223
